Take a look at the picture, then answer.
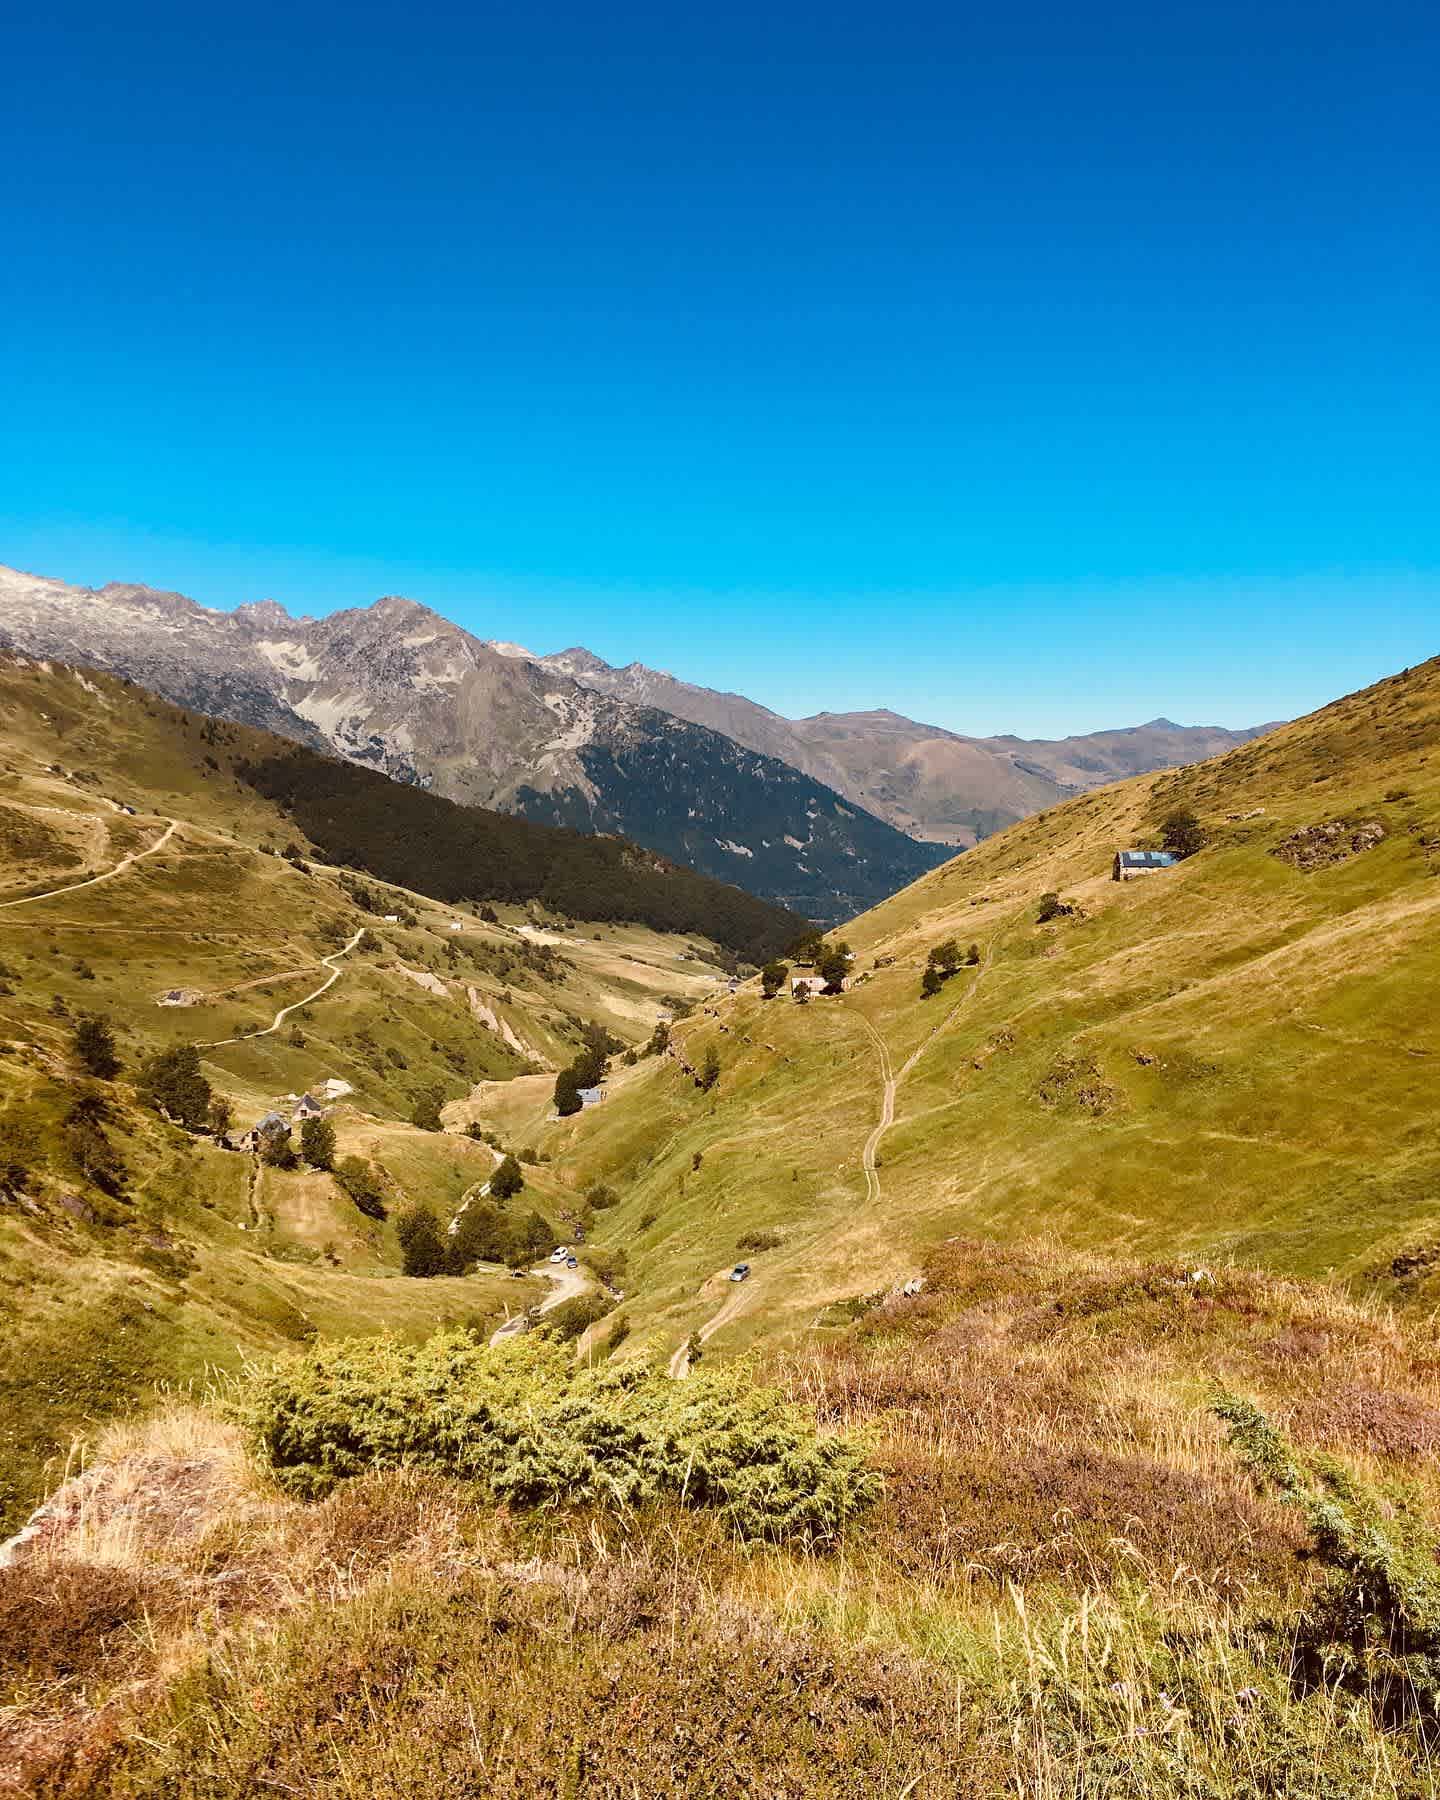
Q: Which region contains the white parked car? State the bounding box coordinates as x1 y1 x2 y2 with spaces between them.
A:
549 1247 570 1264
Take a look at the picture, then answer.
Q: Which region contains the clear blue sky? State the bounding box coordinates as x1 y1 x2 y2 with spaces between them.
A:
3 0 1436 736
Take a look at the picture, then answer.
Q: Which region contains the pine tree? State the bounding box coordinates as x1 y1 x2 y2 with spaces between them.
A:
72 1014 121 1079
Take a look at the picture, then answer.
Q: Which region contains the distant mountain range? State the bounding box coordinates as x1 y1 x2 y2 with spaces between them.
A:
540 650 1277 845
0 565 944 923
0 561 1275 919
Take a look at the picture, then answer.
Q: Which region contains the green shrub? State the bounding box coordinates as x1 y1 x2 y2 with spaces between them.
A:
541 1292 612 1343
578 1245 627 1289
1213 1390 1440 1725
241 1330 879 1542
335 1156 387 1220
736 1229 782 1254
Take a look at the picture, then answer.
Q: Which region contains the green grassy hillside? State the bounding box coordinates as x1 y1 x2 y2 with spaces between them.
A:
505 654 1440 1364
8 654 1440 1796
0 658 737 1525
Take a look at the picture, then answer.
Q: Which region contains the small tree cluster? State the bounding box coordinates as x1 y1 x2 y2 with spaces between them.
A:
137 1044 211 1130
760 960 789 999
919 938 973 999
399 1196 554 1275
553 1021 619 1116
817 942 852 993
1161 806 1206 859
410 1086 445 1132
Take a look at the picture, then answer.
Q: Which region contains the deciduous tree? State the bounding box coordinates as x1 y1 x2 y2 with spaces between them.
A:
300 1116 336 1169
137 1044 212 1130
491 1153 524 1199
1161 806 1206 859
396 1203 447 1277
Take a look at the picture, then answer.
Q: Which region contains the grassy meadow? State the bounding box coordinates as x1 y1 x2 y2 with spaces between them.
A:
0 658 725 1528
4 651 1440 1793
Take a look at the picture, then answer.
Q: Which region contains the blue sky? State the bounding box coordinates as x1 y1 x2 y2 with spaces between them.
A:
2 0 1436 736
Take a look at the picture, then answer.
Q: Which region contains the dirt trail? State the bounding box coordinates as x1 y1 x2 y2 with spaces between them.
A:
489 1259 596 1346
204 962 334 1001
854 1017 896 1207
851 931 1002 1207
199 930 365 1048
0 817 179 911
668 1271 757 1379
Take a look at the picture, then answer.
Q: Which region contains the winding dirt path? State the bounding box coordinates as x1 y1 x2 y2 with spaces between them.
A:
855 1016 896 1207
0 818 179 911
199 929 365 1048
850 931 1003 1207
489 1259 596 1346
668 1271 758 1379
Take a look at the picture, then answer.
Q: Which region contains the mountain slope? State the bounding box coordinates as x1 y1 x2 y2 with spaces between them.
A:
0 654 769 1524
8 658 1440 1799
502 651 1440 1363
0 565 946 921
542 645 1274 845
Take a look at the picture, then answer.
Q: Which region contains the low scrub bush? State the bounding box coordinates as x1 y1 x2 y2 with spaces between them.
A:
0 1559 176 1697
540 1291 613 1343
736 1228 782 1253
578 1244 627 1287
1213 1390 1440 1725
241 1330 879 1542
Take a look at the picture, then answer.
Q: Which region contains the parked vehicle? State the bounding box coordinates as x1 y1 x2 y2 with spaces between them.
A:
566 1255 579 1269
730 1263 751 1282
549 1247 570 1264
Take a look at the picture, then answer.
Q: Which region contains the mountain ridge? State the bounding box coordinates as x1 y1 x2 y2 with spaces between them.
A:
543 642 1278 845
0 564 947 924
0 560 1276 917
